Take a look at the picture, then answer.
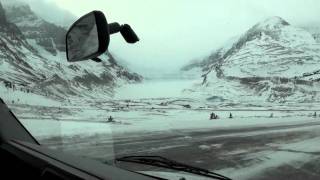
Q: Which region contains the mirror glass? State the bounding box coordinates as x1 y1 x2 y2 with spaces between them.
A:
67 13 99 62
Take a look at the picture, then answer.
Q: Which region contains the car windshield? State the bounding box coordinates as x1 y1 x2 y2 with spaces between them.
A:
1 0 320 179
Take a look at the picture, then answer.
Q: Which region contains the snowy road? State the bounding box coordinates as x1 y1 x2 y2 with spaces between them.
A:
9 99 320 180
112 120 320 180
34 115 320 180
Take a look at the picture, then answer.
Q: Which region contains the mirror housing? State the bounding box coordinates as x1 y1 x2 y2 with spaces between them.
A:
66 11 109 62
66 10 139 63
120 24 139 44
108 23 139 43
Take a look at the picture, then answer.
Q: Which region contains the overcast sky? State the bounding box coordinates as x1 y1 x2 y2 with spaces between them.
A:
25 0 320 75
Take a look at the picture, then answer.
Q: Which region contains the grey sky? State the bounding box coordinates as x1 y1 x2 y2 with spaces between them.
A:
26 0 320 75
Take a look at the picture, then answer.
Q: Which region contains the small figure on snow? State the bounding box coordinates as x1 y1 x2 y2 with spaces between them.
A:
313 112 317 118
210 112 219 120
270 113 274 118
229 113 233 119
210 112 215 120
108 116 114 122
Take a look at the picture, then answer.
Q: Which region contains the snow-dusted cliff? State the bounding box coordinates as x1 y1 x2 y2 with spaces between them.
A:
183 17 320 103
0 0 142 102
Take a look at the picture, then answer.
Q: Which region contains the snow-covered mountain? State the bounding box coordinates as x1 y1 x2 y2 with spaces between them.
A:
3 1 66 55
302 25 320 43
0 1 142 101
182 17 320 103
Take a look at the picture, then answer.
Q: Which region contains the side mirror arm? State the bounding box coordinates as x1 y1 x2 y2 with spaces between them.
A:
108 22 122 34
91 22 139 63
108 22 140 44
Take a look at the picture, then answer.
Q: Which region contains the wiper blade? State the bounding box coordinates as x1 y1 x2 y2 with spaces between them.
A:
116 156 232 180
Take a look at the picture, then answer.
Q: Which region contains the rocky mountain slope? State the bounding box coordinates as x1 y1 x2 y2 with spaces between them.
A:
4 1 66 55
0 0 142 101
182 17 320 103
302 25 320 43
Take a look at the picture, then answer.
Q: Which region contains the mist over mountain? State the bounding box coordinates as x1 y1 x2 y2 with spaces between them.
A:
182 16 320 103
0 0 142 101
4 2 67 55
1 0 76 27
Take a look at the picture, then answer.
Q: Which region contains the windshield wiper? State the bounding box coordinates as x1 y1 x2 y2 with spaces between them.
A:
116 156 232 180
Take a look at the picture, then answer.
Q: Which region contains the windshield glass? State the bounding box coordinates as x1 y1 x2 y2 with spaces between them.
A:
1 0 320 179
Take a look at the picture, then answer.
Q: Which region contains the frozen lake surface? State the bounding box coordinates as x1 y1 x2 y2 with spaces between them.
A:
114 79 198 99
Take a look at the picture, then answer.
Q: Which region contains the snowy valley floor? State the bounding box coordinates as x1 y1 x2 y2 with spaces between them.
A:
6 97 320 180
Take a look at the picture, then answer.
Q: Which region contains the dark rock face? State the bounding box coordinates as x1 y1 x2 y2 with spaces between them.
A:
0 2 7 24
4 4 67 55
0 2 41 83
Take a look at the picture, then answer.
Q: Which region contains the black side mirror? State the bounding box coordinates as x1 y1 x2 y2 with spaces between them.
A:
66 11 109 62
66 11 139 63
